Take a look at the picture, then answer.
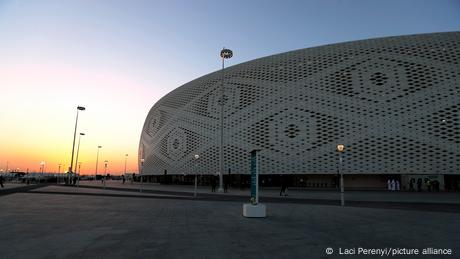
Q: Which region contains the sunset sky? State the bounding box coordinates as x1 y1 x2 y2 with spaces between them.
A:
1 0 459 174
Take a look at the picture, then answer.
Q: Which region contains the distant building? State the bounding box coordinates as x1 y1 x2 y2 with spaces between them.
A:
139 32 460 190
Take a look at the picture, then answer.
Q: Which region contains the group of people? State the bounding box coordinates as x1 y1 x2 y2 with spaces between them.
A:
210 175 228 192
210 174 290 196
409 178 440 192
387 179 400 191
409 178 423 192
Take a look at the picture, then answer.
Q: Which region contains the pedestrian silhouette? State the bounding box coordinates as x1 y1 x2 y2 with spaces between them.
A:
417 178 422 192
426 179 432 192
211 176 216 192
224 174 228 193
280 175 287 196
390 179 395 191
409 178 415 191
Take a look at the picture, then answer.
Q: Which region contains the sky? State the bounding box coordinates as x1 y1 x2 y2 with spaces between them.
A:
1 0 459 175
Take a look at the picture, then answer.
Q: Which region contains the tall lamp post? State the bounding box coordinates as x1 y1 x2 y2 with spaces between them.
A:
75 132 85 186
194 154 200 198
218 47 233 192
140 158 144 193
69 106 85 184
337 144 345 206
103 160 108 189
40 161 45 183
95 146 102 180
57 163 61 184
124 154 128 176
77 162 82 187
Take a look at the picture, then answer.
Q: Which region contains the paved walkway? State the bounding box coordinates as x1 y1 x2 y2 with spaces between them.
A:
3 181 460 213
0 180 448 213
0 187 459 259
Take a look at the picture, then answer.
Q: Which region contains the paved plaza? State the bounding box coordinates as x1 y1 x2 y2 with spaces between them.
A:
0 183 459 258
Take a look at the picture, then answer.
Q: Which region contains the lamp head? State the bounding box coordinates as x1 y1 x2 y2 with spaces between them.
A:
337 144 345 152
220 48 233 59
77 106 86 111
194 154 200 160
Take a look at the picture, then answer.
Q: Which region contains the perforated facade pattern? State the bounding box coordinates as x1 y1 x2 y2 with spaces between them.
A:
139 32 460 176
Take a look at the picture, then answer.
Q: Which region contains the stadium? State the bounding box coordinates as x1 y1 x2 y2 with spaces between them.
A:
139 32 460 190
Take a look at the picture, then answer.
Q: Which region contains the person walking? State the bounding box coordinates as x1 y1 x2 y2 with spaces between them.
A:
223 175 228 193
426 179 432 192
432 180 439 192
417 178 423 192
279 175 287 196
409 178 415 191
211 175 216 192
387 179 391 191
0 175 4 188
395 180 400 191
390 179 395 191
122 175 126 184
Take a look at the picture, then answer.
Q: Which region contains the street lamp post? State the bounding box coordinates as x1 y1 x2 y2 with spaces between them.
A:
140 159 144 193
194 154 200 198
75 132 85 187
57 163 61 184
218 47 233 193
77 162 82 187
103 160 108 189
40 161 45 182
95 146 102 180
337 144 345 206
69 106 85 184
124 154 128 176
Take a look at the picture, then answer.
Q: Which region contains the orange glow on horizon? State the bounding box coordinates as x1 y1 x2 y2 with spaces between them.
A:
0 63 163 176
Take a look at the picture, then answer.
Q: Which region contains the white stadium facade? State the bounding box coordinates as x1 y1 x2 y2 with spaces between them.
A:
139 32 460 190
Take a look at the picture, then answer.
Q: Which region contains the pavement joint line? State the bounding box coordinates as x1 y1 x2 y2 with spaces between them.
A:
70 183 193 197
30 190 194 201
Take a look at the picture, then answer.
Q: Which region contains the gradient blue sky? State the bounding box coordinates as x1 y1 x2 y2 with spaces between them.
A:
1 0 459 173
